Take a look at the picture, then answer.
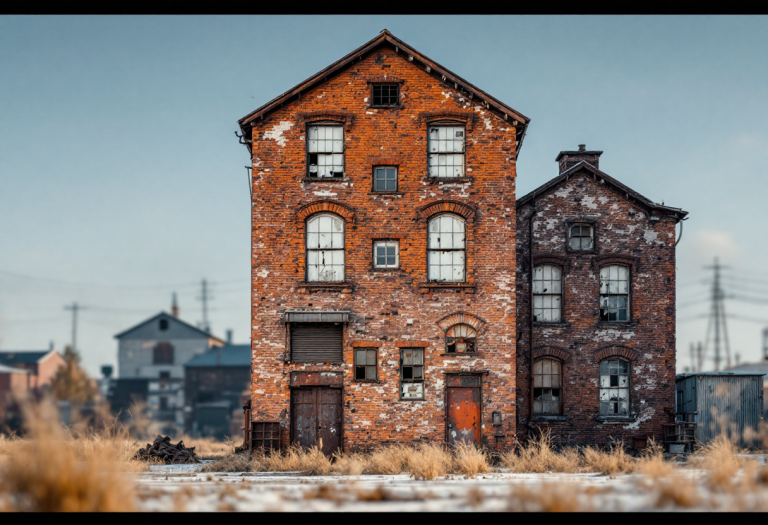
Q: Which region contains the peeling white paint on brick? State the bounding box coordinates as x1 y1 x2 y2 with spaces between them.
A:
263 121 294 147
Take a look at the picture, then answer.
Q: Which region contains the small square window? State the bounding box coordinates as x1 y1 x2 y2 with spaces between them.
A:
354 348 378 381
568 223 594 251
372 84 399 107
373 166 398 192
373 240 399 269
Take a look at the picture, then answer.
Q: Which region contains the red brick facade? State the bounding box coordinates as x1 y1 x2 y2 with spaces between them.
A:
515 151 687 446
241 32 528 452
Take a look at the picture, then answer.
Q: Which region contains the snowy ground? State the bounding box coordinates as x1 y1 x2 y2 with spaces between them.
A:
134 457 768 512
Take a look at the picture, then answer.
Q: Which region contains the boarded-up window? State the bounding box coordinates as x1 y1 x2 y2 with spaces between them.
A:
290 323 343 363
153 342 174 364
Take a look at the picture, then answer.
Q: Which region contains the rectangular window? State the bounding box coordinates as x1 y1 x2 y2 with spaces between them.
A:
290 323 343 363
428 125 465 178
568 223 594 251
307 125 344 178
599 265 630 322
153 343 174 364
533 359 563 415
372 84 399 107
373 240 399 269
354 348 378 381
400 348 424 400
599 359 630 415
533 265 563 322
373 166 398 192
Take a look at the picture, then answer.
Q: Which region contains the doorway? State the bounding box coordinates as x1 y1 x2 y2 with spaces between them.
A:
446 374 482 445
290 387 342 455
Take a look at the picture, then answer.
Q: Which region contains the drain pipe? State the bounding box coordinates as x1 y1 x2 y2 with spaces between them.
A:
528 195 537 426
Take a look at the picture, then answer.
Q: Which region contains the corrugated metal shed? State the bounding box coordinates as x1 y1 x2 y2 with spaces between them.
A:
676 372 765 447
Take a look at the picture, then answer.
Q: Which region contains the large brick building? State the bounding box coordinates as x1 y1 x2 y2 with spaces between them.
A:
515 147 687 445
239 30 528 454
239 30 686 453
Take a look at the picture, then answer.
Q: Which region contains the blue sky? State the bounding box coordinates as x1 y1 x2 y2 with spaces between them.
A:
1 15 767 376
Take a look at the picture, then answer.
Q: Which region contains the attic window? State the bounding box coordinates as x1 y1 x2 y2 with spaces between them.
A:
568 223 594 251
371 84 399 107
159 319 169 331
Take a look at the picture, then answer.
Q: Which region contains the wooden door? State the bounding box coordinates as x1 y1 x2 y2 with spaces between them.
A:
290 387 342 455
446 386 481 445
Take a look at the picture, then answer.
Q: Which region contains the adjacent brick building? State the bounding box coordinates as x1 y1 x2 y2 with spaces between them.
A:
239 30 529 453
515 146 687 446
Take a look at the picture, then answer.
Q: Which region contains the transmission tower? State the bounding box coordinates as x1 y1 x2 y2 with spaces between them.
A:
63 302 85 352
702 258 732 371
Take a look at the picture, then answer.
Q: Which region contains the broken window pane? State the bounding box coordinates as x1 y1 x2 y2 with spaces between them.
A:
373 240 399 269
427 214 466 283
533 265 562 322
428 125 465 178
445 325 477 353
533 358 562 415
599 359 630 415
307 125 344 178
354 347 378 381
306 214 344 282
599 265 630 322
400 348 425 399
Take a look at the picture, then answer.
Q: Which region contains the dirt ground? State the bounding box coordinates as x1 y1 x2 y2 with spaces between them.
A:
135 456 768 512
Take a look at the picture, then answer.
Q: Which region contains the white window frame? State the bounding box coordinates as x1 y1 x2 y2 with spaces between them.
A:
373 240 399 269
533 265 563 323
427 214 466 282
599 359 630 416
307 124 344 178
428 124 466 178
599 265 630 322
306 214 345 282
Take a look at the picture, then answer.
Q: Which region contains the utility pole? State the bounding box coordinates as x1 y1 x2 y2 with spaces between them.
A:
197 279 211 333
703 258 732 371
697 341 703 373
689 343 696 373
63 302 84 352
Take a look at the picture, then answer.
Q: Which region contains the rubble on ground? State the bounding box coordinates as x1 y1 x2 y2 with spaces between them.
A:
134 435 199 464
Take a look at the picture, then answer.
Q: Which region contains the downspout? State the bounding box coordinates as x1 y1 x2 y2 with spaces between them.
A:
528 195 536 427
675 217 687 247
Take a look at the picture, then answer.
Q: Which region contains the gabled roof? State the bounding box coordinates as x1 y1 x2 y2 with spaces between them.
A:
0 350 55 367
113 312 225 343
517 160 688 221
238 30 530 152
184 344 250 368
0 363 30 374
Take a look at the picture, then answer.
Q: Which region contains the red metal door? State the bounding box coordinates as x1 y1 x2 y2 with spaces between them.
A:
446 387 481 445
290 387 342 455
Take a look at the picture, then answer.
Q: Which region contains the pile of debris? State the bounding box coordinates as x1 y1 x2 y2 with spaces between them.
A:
134 435 199 464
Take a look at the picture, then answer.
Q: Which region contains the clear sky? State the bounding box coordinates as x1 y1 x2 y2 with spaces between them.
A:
1 15 767 377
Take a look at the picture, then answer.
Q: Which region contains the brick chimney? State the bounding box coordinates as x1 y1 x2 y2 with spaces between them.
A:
171 292 179 317
556 144 603 174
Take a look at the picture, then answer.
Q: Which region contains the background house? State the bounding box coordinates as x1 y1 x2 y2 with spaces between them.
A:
184 343 250 439
0 348 66 398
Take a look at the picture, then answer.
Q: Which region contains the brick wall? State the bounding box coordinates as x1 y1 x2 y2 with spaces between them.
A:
247 44 519 451
515 167 679 446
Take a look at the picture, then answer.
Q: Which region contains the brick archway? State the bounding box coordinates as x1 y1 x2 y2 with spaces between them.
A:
296 200 356 223
436 312 486 333
418 200 476 222
533 345 572 363
594 346 639 362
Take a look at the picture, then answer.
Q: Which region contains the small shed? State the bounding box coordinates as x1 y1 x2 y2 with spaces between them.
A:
676 371 765 448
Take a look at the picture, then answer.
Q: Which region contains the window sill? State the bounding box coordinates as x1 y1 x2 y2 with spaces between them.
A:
367 105 405 110
596 416 635 424
370 267 404 273
531 416 567 422
352 380 382 384
420 283 475 290
368 192 404 196
301 177 350 184
596 322 637 329
297 283 353 293
438 353 479 358
533 322 570 328
424 176 473 184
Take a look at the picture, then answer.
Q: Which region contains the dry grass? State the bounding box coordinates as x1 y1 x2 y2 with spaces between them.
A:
404 443 452 480
499 431 581 473
361 444 410 475
690 434 743 491
0 401 135 511
507 482 590 512
582 444 635 475
178 435 233 459
452 443 489 478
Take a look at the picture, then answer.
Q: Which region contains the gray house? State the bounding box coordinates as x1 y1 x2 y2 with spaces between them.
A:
113 312 224 429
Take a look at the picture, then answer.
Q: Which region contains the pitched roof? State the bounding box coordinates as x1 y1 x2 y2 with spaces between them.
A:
0 363 30 374
724 362 768 375
184 344 250 368
238 29 530 153
0 350 55 366
517 160 689 221
113 312 224 343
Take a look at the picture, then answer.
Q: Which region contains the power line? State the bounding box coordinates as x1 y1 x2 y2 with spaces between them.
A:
63 302 84 352
0 270 201 290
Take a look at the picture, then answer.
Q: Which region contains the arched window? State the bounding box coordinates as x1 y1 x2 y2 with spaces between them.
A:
533 265 562 322
306 214 345 282
533 358 562 415
599 358 630 416
445 324 477 353
427 214 466 282
599 265 630 322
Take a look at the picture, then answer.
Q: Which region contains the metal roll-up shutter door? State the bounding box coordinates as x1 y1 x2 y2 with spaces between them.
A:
290 323 343 363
